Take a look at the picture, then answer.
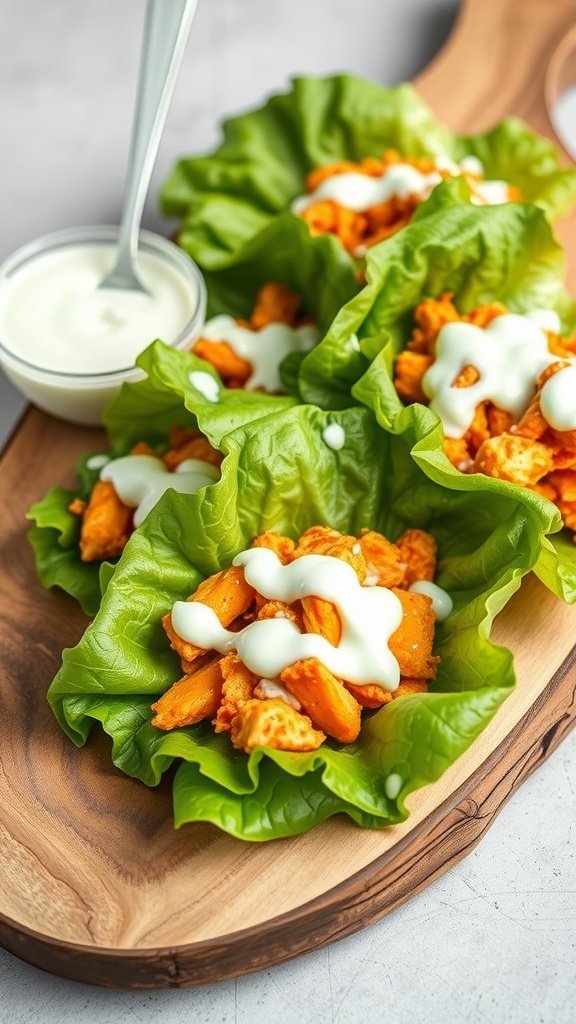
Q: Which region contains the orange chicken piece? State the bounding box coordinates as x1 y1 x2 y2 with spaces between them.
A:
163 435 222 471
345 676 429 707
466 301 507 328
393 678 429 699
487 405 514 437
390 589 439 679
213 653 257 733
68 497 87 517
257 600 304 630
344 682 392 708
394 350 433 403
300 200 367 254
358 529 405 587
251 530 296 564
301 596 341 646
230 698 325 753
409 292 461 354
294 525 367 580
472 434 554 486
163 566 255 668
453 365 480 389
281 658 362 743
130 441 156 456
151 659 223 730
465 402 490 453
547 470 576 531
295 525 366 644
395 529 437 586
193 338 252 385
250 282 301 329
78 480 133 562
444 437 472 470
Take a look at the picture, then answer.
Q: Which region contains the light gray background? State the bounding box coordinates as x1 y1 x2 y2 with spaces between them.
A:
1 2 575 1021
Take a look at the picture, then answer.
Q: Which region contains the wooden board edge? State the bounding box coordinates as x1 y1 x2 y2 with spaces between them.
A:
1 643 574 989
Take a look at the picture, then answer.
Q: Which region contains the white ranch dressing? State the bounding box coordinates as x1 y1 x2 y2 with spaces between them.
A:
257 678 301 710
422 311 564 438
540 364 576 431
0 243 196 374
409 580 453 622
101 454 219 527
188 370 220 403
384 773 403 800
291 158 510 215
322 423 346 451
171 548 404 690
292 164 443 214
459 155 484 176
86 453 111 471
469 180 510 205
198 315 319 392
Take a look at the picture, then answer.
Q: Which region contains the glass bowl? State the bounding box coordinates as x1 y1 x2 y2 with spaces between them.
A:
0 225 206 425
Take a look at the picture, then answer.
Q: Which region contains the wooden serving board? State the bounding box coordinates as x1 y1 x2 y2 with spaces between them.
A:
1 0 576 990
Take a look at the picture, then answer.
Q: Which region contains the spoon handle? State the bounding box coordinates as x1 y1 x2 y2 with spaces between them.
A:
113 0 198 287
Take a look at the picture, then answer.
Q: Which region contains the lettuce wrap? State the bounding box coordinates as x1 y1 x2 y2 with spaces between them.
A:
161 74 576 272
47 402 553 840
27 342 296 615
298 201 576 602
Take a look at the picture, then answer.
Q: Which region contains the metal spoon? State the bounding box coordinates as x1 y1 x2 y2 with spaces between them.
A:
99 0 198 294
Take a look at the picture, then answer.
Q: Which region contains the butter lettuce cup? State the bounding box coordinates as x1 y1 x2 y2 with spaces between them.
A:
298 201 576 602
161 74 576 274
48 402 544 841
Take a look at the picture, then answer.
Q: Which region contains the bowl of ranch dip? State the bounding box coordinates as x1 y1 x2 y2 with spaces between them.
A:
0 225 206 425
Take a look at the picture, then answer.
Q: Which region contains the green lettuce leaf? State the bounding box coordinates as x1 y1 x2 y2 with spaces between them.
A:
160 74 576 272
296 200 576 602
27 461 107 617
48 402 548 840
201 211 359 332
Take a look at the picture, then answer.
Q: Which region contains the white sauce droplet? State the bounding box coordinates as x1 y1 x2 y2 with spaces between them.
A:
322 423 346 451
257 678 301 710
188 370 220 403
86 453 111 470
540 364 576 431
384 773 403 800
422 312 561 438
409 580 454 622
199 315 319 392
171 548 404 689
101 454 219 527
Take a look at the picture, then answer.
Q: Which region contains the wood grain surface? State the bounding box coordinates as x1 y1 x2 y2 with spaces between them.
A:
1 0 576 989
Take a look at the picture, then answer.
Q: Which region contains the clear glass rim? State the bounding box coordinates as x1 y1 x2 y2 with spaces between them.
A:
0 225 206 384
